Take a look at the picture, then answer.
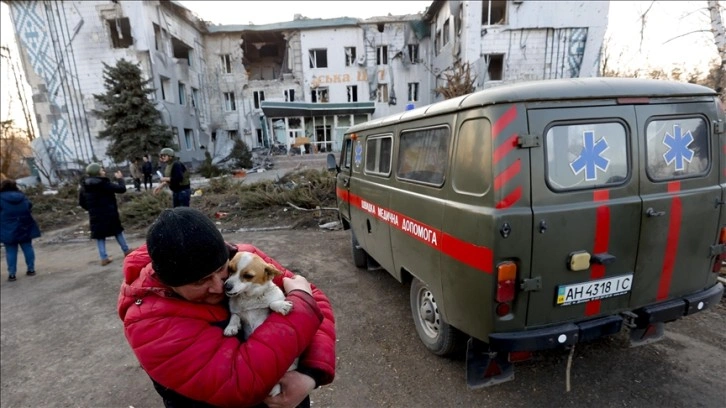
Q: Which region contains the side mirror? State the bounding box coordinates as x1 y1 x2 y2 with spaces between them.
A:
326 153 340 173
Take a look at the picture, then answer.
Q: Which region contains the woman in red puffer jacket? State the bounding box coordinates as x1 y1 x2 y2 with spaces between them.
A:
117 208 335 408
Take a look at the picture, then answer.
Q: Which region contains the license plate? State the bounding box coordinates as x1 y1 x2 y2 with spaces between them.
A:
556 274 633 306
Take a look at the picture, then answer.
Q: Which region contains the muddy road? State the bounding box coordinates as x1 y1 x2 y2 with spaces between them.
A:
1 227 725 407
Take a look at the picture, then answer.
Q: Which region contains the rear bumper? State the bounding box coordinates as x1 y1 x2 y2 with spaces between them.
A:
488 282 724 353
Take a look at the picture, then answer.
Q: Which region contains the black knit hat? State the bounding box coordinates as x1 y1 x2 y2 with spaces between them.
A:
146 207 228 287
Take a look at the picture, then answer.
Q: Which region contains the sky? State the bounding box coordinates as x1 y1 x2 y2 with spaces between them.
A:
0 1 721 129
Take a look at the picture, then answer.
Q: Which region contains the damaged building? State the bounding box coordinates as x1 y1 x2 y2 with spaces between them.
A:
4 0 608 182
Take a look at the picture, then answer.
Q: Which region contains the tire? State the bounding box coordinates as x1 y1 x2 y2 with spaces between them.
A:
410 278 461 356
351 232 368 268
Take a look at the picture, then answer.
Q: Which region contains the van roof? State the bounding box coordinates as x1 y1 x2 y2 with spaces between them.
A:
348 78 716 133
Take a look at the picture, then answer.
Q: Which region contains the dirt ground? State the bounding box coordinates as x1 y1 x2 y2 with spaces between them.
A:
1 219 725 407
2 155 726 407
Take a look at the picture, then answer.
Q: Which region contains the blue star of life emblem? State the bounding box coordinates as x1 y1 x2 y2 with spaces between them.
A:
570 130 610 181
354 141 363 167
662 124 694 171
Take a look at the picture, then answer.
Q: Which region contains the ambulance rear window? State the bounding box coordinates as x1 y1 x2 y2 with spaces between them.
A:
645 117 709 181
545 122 628 191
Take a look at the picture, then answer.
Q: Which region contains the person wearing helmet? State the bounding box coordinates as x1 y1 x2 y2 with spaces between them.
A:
78 163 132 266
154 148 191 207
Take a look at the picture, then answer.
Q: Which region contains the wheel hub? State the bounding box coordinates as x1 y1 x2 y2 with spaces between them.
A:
418 289 440 338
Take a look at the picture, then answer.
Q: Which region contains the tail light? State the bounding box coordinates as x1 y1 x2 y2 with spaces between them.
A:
712 226 726 272
496 261 517 303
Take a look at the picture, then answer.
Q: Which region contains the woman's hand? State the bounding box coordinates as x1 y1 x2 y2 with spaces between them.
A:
283 275 312 296
263 371 315 408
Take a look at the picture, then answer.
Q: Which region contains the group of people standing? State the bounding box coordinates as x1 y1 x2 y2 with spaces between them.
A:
2 147 336 407
1 147 193 279
79 148 192 265
129 155 155 192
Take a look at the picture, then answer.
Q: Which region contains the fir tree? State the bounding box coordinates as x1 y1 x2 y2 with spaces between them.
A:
93 59 173 162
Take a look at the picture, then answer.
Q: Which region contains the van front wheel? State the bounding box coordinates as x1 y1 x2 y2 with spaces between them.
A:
410 278 461 356
351 232 367 268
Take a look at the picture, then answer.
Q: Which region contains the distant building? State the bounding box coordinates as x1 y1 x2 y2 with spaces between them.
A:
4 0 608 183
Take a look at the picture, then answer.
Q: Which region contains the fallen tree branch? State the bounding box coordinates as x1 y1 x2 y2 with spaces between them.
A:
286 202 339 212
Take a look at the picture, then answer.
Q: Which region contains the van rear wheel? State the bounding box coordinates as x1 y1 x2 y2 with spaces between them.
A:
410 278 461 356
351 232 368 268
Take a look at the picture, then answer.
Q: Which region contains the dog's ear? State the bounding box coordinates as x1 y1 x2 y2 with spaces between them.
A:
264 263 284 279
228 252 242 273
226 242 239 260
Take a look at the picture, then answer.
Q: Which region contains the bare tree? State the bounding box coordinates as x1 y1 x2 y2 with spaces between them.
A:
707 0 725 92
0 119 32 179
433 61 477 100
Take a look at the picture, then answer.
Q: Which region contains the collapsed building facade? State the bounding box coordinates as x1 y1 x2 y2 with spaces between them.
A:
4 0 609 182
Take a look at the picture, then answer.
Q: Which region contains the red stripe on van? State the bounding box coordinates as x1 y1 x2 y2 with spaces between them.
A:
493 134 518 164
492 106 517 139
585 190 610 316
343 191 493 274
494 159 521 191
495 186 522 209
441 233 494 274
336 187 349 202
656 181 682 301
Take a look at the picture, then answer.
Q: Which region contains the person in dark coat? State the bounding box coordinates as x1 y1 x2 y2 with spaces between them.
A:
0 179 41 282
78 163 131 266
141 154 154 191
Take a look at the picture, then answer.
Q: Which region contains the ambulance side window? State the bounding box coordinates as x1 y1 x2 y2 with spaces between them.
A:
397 126 450 186
342 138 352 169
545 122 628 191
645 117 709 181
365 135 393 176
452 118 491 196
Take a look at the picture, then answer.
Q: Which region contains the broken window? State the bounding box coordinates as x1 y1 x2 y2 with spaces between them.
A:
486 54 504 81
408 44 419 64
284 89 295 102
377 84 389 103
191 88 200 108
223 92 236 111
160 77 171 101
345 47 357 66
443 18 450 46
482 0 507 26
311 87 329 103
253 91 265 109
178 82 186 105
171 37 192 67
107 18 133 48
153 24 161 51
408 83 419 102
228 130 238 140
309 49 328 68
347 85 358 102
221 54 232 74
376 46 388 65
184 129 194 150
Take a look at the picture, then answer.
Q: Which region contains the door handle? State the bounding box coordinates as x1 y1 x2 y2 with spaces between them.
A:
343 178 349 187
646 207 666 217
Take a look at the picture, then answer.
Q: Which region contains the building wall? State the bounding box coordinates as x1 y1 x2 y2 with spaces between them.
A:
299 26 366 104
7 0 210 177
7 0 610 177
431 0 609 101
359 19 432 116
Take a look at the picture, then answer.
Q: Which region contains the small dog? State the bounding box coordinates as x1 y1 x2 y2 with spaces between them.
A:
223 251 297 396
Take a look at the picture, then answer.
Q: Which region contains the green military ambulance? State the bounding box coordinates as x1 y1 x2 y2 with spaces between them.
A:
327 77 724 388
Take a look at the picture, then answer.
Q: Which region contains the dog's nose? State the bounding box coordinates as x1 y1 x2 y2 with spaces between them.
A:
223 281 233 292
